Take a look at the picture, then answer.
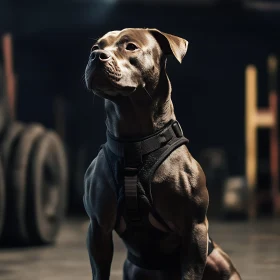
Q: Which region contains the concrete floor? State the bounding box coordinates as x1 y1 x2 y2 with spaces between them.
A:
0 218 280 280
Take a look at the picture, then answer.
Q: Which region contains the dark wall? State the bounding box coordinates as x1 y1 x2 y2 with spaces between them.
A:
7 2 280 178
0 0 13 35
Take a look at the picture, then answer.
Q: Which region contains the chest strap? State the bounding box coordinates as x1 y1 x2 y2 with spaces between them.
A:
106 120 187 223
107 120 184 159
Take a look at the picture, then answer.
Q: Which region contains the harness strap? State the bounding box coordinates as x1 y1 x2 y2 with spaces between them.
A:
140 136 190 205
107 120 186 159
124 167 141 221
150 208 172 232
106 120 187 225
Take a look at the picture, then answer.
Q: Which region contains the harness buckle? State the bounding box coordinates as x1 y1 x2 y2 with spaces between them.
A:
124 167 141 222
124 167 138 176
172 121 184 137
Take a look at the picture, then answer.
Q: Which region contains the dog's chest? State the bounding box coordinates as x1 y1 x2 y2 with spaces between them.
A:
100 135 193 269
103 140 183 242
102 141 162 213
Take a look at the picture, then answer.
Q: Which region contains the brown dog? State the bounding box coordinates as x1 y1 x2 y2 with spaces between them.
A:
84 28 241 280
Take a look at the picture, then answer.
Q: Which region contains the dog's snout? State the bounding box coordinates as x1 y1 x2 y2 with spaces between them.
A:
89 51 96 61
89 50 111 62
99 51 111 61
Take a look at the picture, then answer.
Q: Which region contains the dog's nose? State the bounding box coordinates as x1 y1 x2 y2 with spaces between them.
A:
89 50 111 62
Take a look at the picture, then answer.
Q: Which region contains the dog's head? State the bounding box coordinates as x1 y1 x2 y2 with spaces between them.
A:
85 28 188 99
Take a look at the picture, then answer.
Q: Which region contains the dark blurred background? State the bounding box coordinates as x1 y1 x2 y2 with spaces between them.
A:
1 1 280 279
1 0 280 216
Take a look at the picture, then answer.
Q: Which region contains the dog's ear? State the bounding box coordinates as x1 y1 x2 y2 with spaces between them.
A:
148 29 188 63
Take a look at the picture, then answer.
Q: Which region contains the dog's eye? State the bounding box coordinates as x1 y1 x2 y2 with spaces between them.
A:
126 43 139 51
91 45 99 51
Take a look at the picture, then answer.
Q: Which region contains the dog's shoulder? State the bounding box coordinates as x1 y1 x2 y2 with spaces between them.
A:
153 144 206 192
83 148 117 232
152 145 208 228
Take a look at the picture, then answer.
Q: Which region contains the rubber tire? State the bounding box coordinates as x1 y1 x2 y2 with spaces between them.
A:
0 159 5 240
1 122 25 173
0 65 12 137
0 102 11 138
27 131 68 245
7 124 45 244
0 122 25 243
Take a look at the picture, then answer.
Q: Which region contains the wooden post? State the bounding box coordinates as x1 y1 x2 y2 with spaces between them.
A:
245 55 280 219
245 65 258 219
268 56 280 216
2 33 16 119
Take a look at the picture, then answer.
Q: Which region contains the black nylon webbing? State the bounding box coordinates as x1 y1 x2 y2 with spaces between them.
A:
106 120 188 226
138 137 189 204
106 120 186 158
124 167 140 221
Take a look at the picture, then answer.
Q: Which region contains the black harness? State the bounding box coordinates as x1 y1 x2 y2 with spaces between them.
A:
103 120 213 270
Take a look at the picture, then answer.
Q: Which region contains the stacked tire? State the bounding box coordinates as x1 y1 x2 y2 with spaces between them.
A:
0 159 5 241
0 122 68 246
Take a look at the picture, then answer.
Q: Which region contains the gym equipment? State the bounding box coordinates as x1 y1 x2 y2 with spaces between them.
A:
0 33 69 246
1 124 45 244
2 34 15 119
1 123 68 246
6 124 45 243
222 176 248 220
0 159 5 239
1 122 24 172
0 65 10 135
26 130 68 244
0 122 24 242
245 55 280 219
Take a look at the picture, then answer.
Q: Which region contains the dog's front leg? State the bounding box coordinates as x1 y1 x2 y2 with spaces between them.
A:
86 218 113 280
181 219 208 280
180 168 209 280
83 152 117 280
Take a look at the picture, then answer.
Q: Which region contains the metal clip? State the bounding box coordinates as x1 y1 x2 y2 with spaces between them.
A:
172 121 184 137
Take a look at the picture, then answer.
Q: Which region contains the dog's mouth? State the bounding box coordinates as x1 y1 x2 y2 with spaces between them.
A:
85 64 136 97
100 61 122 82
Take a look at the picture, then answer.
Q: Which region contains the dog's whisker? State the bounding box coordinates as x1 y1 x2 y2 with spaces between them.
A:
143 87 153 100
81 73 86 83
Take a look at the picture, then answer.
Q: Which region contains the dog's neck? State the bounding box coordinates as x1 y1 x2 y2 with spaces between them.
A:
104 72 176 139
